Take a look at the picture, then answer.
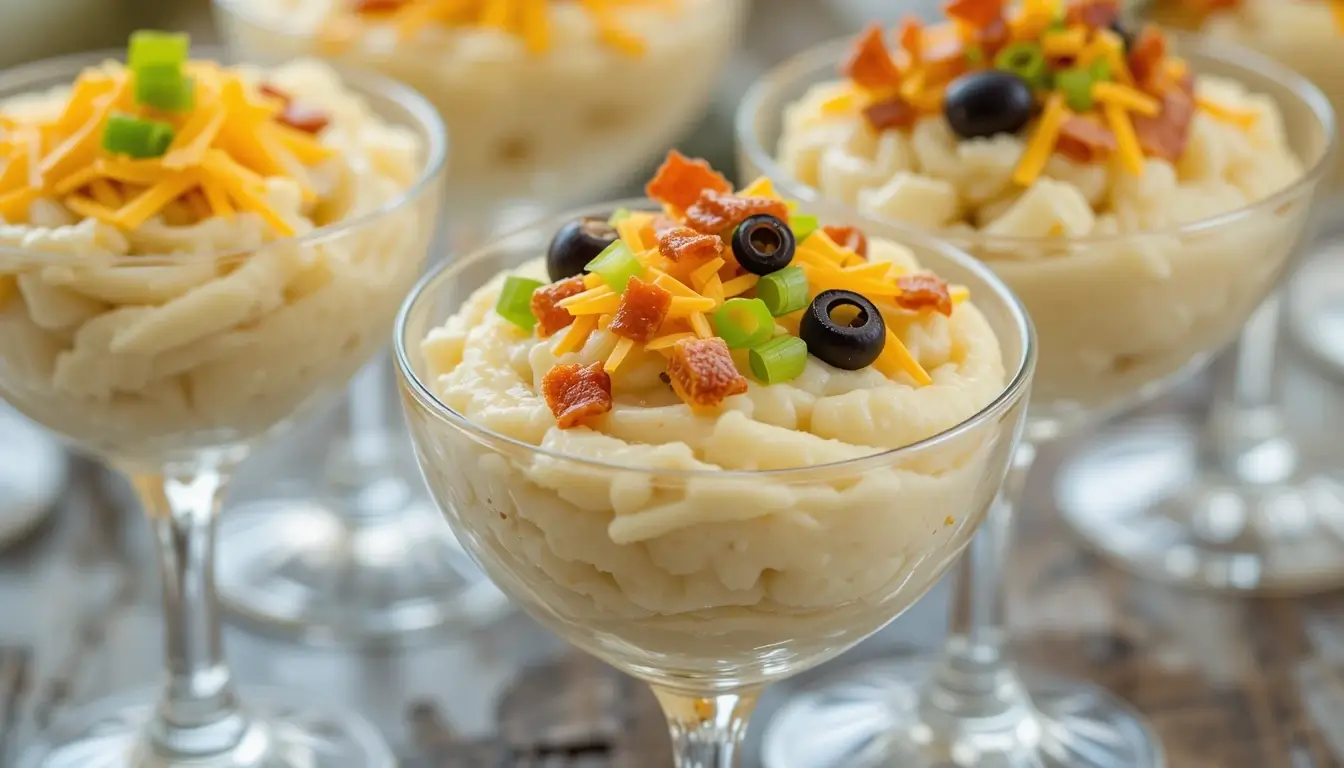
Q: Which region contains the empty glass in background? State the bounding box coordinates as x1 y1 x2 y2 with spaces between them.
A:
207 0 745 643
394 200 1036 768
1 51 444 768
1043 0 1344 596
736 31 1335 768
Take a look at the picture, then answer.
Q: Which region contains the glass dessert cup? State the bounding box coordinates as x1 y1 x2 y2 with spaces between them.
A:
394 200 1036 767
208 0 744 643
0 404 64 548
737 30 1335 767
0 48 446 767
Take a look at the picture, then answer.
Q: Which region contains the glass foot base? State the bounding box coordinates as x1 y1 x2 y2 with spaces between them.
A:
760 657 1161 768
0 408 65 548
216 493 510 645
1055 415 1344 594
19 686 393 768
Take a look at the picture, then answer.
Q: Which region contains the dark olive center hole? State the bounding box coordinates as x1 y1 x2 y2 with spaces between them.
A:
749 226 781 255
828 303 867 328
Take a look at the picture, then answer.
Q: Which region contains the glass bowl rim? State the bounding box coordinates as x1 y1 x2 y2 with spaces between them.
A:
394 196 1038 481
0 46 447 266
734 30 1339 250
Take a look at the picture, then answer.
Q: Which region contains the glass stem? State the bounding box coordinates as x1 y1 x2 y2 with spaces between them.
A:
1201 294 1297 486
347 354 392 469
918 441 1036 728
652 687 758 768
131 470 249 759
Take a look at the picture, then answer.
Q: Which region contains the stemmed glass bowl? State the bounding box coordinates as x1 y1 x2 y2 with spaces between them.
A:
735 30 1335 768
395 199 1036 765
208 0 746 643
1 50 445 767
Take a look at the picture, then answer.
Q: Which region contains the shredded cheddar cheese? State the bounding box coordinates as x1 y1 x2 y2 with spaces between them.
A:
1012 93 1067 187
0 54 337 236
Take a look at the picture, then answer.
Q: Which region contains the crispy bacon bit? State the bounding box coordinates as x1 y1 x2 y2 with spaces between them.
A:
684 190 790 235
899 17 924 61
278 102 332 134
1055 116 1118 163
609 276 673 343
1065 0 1120 30
944 0 1004 30
530 276 587 338
1132 75 1195 162
542 362 613 429
843 24 903 92
645 151 733 212
666 338 748 409
895 274 954 316
353 0 408 13
658 226 723 263
822 225 869 258
1127 25 1167 88
863 96 919 131
259 84 292 105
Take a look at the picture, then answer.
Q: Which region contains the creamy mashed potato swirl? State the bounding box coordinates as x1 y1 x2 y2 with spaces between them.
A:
409 240 1014 666
218 0 739 206
0 60 438 466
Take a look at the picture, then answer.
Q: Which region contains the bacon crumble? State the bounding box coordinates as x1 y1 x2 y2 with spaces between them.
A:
609 276 673 343
658 226 723 263
1056 116 1118 163
542 362 613 429
863 97 919 131
684 190 791 235
645 150 733 211
665 338 749 409
1132 74 1195 161
895 274 954 316
531 275 587 337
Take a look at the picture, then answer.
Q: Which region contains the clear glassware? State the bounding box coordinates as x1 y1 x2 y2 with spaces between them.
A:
207 0 744 643
0 405 64 548
394 200 1036 768
736 32 1335 767
0 50 447 767
1077 0 1344 595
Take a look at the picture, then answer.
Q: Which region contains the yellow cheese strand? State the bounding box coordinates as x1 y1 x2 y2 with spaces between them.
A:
1012 93 1067 187
604 336 636 372
1104 102 1145 177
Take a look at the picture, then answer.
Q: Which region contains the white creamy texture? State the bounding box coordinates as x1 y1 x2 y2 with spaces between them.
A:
408 242 1012 668
217 0 738 208
779 74 1312 410
0 60 436 467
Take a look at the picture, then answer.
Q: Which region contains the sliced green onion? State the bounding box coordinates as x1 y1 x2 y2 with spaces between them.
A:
495 275 545 331
101 114 175 159
607 207 632 226
755 266 810 317
789 214 820 243
994 43 1049 90
128 30 190 70
586 241 644 293
712 297 774 349
1055 66 1096 112
748 335 808 384
135 64 194 112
